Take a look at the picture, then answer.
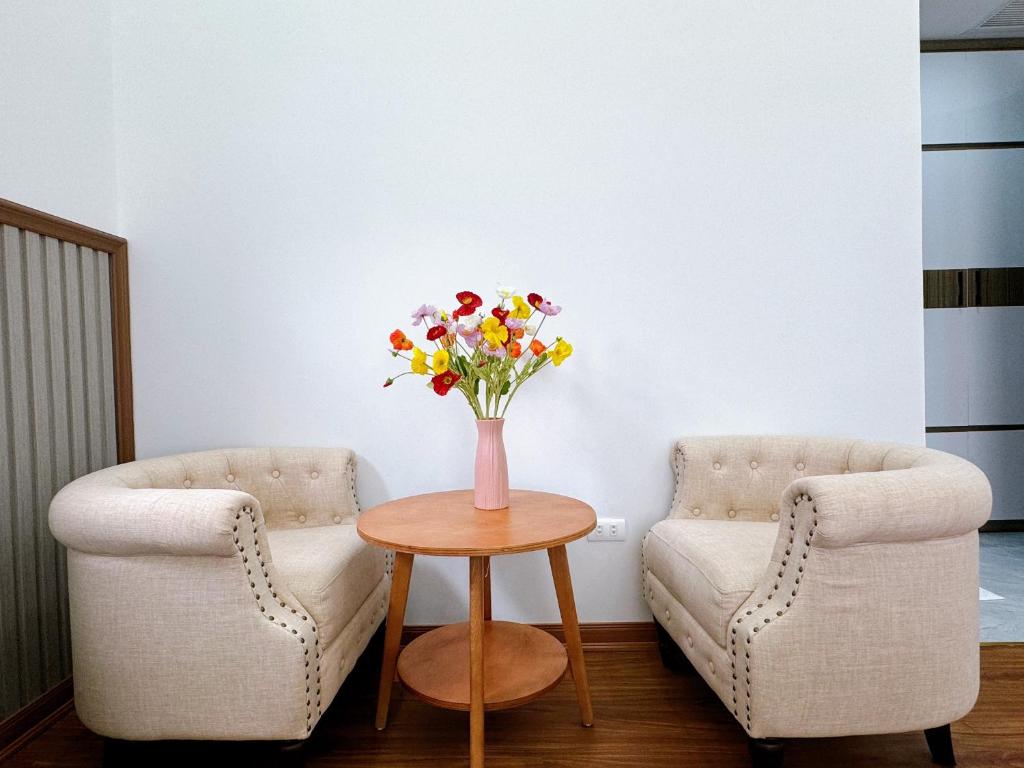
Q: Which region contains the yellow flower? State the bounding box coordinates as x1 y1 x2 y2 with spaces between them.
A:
549 338 573 367
510 295 532 320
432 348 450 375
480 316 509 347
411 347 428 374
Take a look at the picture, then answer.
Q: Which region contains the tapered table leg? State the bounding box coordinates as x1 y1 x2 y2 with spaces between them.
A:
547 545 593 726
469 556 487 768
483 556 492 621
375 551 414 730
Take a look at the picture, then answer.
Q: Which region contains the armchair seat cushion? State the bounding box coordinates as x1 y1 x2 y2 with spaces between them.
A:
268 524 386 646
644 519 776 647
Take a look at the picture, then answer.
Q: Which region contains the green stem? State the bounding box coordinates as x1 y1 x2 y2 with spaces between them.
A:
500 357 550 417
458 382 484 419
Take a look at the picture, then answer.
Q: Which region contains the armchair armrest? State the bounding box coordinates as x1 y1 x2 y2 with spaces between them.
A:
731 455 991 739
49 484 259 557
785 460 991 548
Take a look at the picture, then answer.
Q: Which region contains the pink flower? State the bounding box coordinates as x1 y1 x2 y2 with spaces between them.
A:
504 317 526 330
480 342 506 358
431 310 457 332
537 300 561 316
458 321 483 348
411 304 437 326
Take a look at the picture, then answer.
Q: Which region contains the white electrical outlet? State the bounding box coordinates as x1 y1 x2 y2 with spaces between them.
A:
587 517 627 542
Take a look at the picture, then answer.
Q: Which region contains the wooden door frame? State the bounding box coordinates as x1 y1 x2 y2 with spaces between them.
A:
0 197 134 463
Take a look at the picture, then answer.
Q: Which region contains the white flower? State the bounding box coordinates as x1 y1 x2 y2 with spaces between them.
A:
524 324 537 334
496 283 516 299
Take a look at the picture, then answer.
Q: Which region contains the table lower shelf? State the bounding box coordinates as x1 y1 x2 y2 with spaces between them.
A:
397 621 568 712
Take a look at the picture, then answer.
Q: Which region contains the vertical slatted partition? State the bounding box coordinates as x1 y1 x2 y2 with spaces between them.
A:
0 199 133 728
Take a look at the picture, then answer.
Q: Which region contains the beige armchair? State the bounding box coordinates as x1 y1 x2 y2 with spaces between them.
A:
642 436 991 768
49 447 390 745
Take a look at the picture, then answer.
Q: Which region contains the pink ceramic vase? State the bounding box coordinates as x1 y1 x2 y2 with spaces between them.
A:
474 418 509 510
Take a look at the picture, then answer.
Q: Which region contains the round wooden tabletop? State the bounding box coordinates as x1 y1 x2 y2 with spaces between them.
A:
357 489 596 556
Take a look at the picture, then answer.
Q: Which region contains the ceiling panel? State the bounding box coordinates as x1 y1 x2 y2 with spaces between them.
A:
920 0 1024 39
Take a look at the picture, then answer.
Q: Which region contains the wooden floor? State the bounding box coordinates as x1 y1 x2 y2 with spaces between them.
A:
4 643 1023 767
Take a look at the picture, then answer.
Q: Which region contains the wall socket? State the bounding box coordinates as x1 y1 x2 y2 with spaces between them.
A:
587 517 627 542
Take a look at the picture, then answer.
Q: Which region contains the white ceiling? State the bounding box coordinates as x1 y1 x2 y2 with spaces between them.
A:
920 0 1024 39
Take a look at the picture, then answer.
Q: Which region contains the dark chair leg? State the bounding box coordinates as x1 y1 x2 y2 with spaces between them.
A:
278 739 307 768
748 738 784 768
653 617 696 675
103 739 138 767
925 724 956 766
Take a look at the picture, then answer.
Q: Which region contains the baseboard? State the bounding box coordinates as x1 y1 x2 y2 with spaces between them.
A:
981 519 1024 533
0 677 74 762
402 621 657 649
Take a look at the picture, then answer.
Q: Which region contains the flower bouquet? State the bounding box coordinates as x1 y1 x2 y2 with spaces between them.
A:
385 285 573 509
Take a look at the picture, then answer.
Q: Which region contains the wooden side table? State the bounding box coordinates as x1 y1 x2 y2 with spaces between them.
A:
357 489 596 767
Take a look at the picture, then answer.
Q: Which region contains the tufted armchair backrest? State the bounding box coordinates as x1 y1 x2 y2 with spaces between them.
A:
73 447 359 529
669 435 961 523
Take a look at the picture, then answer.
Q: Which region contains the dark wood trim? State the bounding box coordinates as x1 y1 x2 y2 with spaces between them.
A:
925 267 1024 308
0 199 125 253
0 678 73 763
923 269 963 308
926 424 1024 433
922 38 1024 53
401 621 657 649
0 197 134 463
981 519 1024 533
923 141 1024 152
109 242 135 462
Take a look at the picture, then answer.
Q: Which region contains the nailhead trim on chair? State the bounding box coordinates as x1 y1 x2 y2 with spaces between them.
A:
640 531 651 602
347 455 361 516
670 447 684 516
729 493 819 732
348 450 395 577
232 505 322 732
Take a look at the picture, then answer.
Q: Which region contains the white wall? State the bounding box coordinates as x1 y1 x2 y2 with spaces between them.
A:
111 1 925 624
0 0 117 231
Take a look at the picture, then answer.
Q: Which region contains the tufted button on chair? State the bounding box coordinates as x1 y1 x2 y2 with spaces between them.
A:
49 447 390 745
642 436 991 768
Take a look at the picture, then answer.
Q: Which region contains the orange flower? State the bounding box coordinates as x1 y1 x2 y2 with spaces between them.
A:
509 341 522 358
529 339 546 356
390 329 413 351
512 327 525 340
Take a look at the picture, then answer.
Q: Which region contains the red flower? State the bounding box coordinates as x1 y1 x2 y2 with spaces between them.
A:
431 370 461 396
426 325 447 341
453 291 482 317
527 292 544 309
491 307 509 322
389 329 413 351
